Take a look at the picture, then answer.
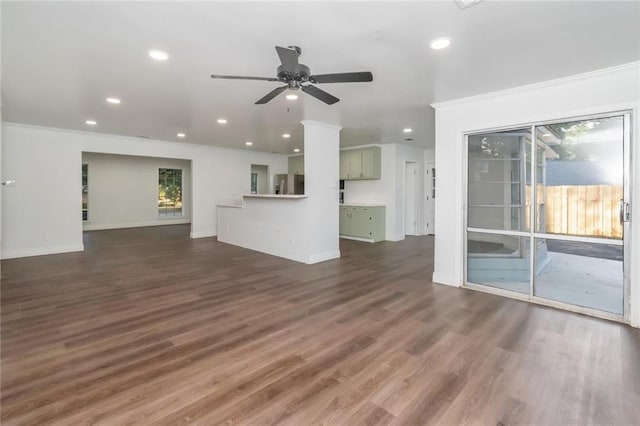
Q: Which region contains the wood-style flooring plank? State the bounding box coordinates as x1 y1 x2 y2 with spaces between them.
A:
2 225 639 425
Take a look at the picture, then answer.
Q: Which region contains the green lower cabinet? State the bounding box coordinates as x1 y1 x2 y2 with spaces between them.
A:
339 207 351 235
339 206 385 242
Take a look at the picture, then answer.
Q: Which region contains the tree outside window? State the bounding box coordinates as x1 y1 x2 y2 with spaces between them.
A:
82 164 88 221
158 168 183 217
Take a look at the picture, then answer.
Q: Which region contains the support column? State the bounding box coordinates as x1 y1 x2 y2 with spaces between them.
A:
301 120 342 264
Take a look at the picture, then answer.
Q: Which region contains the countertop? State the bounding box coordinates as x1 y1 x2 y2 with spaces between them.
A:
243 194 308 199
218 194 308 208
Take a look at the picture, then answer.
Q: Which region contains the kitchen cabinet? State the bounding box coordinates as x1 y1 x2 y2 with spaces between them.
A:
339 147 381 180
339 207 350 235
288 155 304 175
339 205 385 242
340 153 350 180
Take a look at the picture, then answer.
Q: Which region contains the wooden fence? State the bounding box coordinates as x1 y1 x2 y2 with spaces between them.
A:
528 185 623 238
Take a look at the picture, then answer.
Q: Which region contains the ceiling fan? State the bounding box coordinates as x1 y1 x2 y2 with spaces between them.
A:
210 46 373 105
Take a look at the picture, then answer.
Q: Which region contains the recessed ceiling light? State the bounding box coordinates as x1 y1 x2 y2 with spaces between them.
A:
282 133 291 138
106 97 121 104
403 128 413 133
148 50 169 61
245 141 253 146
293 148 300 153
217 118 228 124
429 37 451 50
85 120 97 126
177 133 186 138
455 0 484 9
286 94 298 100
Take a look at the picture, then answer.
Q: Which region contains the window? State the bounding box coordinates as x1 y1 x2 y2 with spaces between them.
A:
250 172 258 194
158 168 183 217
82 164 88 221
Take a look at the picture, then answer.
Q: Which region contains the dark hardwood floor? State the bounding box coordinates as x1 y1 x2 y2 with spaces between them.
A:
2 225 639 425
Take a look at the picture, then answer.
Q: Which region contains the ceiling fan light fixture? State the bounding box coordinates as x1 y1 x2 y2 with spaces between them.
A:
403 128 413 133
286 94 299 100
429 37 452 50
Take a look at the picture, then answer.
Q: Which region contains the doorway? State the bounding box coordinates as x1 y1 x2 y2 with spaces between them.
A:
425 163 435 235
405 161 417 236
250 165 269 194
464 112 630 320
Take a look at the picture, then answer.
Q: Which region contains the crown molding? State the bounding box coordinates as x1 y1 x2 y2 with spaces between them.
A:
431 61 640 110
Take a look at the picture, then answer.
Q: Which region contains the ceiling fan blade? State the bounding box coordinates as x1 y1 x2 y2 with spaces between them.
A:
211 74 278 82
275 46 299 71
310 72 373 84
301 85 340 105
255 85 288 104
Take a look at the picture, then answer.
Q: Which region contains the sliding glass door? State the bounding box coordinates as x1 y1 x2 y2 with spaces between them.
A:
466 128 532 294
465 112 630 318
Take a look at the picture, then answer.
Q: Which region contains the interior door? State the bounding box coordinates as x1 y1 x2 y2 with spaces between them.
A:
425 164 435 235
405 162 417 235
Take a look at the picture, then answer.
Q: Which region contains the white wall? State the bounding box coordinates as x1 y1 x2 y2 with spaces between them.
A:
218 198 311 263
1 124 288 259
0 1 3 269
82 153 191 230
432 62 640 327
303 120 341 264
344 143 427 241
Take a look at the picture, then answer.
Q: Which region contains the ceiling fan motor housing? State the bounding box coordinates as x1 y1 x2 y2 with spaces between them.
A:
277 64 311 88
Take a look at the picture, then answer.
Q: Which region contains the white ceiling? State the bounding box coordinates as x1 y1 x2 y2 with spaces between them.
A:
3 1 639 154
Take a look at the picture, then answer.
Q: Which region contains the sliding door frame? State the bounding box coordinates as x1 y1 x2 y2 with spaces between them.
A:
463 110 632 323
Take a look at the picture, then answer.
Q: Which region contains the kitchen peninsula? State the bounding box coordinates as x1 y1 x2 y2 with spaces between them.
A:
217 120 342 265
217 194 314 263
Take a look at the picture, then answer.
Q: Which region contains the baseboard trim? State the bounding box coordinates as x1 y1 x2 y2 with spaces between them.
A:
190 231 216 239
386 234 405 242
216 238 310 264
308 250 341 264
339 235 375 243
83 220 190 231
432 272 461 287
1 244 84 260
